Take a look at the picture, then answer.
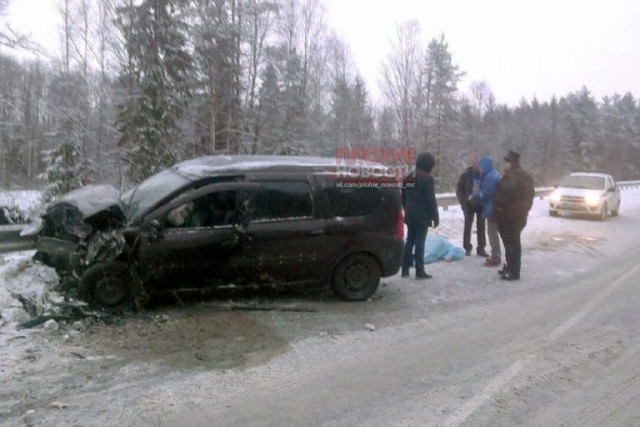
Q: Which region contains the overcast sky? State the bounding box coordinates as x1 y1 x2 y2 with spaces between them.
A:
6 0 640 106
324 0 640 105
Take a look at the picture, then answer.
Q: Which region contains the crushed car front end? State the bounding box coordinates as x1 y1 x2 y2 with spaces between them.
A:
32 185 133 288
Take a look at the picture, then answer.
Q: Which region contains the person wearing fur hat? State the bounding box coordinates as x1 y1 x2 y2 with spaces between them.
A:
492 150 535 281
401 152 439 280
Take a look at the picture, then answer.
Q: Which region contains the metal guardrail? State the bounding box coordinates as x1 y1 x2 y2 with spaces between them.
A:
0 224 37 254
436 180 640 210
2 180 640 254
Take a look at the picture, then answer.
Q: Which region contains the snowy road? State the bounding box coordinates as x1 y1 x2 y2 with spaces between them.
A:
127 194 640 427
1 190 640 426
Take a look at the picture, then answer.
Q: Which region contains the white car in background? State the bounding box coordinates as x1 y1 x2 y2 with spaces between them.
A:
548 172 621 220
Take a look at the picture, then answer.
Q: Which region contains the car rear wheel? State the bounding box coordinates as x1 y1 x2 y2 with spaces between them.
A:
79 261 133 311
331 253 381 301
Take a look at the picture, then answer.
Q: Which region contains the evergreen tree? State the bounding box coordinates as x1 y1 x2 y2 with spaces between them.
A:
421 35 463 188
115 0 192 183
350 76 375 147
43 71 91 200
256 62 286 153
190 0 242 156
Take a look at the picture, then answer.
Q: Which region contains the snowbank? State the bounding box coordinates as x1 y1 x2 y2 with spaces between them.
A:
0 251 60 326
0 189 43 222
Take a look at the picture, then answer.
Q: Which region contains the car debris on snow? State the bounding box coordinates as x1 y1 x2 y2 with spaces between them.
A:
51 402 68 410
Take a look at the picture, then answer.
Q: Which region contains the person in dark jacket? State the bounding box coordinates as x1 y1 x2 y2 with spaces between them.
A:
401 152 439 280
493 150 534 281
455 156 488 257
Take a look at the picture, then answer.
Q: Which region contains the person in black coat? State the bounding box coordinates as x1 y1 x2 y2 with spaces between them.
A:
493 150 535 281
455 156 488 257
401 152 439 280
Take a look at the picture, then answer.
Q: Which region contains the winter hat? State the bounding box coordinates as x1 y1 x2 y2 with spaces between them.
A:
503 150 520 164
478 156 493 172
415 152 436 173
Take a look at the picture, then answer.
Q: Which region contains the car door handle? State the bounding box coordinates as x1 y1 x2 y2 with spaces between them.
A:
309 229 325 236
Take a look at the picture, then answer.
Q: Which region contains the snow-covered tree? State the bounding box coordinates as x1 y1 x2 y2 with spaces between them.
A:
256 62 286 153
380 20 422 146
115 0 192 183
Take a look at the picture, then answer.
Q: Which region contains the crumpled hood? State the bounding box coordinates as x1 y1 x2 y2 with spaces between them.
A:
41 184 127 239
56 185 122 219
33 184 129 274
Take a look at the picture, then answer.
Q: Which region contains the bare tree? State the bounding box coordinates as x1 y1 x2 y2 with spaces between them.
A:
469 81 494 116
380 20 423 146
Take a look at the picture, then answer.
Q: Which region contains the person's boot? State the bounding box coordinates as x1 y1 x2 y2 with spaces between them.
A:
500 271 520 281
497 264 509 276
476 248 489 257
484 258 500 267
415 271 433 280
401 269 410 278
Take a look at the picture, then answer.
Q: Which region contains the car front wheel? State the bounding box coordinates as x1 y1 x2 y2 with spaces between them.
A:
598 204 608 221
611 200 620 217
331 253 381 301
79 261 133 311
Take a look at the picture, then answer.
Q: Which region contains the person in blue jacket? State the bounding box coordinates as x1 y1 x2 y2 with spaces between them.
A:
401 152 439 280
478 156 502 267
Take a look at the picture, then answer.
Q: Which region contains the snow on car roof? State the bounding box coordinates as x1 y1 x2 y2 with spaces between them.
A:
173 155 388 178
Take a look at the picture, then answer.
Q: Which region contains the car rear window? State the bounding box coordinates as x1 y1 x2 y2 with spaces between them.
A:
250 181 313 222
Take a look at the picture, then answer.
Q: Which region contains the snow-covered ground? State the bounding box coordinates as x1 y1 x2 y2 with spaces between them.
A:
0 189 42 222
1 187 639 426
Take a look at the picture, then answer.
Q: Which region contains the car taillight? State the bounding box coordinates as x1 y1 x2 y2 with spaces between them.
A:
395 209 404 241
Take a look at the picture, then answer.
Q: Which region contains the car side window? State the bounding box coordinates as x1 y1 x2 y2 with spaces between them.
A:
166 191 238 228
248 181 313 222
323 183 382 217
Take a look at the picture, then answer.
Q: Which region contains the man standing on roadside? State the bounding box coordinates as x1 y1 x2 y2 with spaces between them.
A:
456 156 488 257
402 152 439 280
478 156 502 267
493 150 535 281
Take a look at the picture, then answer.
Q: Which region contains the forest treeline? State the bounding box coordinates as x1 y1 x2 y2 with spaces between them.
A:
0 0 639 197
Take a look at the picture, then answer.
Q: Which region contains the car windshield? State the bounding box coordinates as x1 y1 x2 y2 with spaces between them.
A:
561 175 605 190
121 169 191 221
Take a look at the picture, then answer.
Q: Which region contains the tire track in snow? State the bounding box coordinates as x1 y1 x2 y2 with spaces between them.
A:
441 263 640 427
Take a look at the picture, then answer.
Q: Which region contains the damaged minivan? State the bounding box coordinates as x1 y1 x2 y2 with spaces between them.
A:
29 156 405 310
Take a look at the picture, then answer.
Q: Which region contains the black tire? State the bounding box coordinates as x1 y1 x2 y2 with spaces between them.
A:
79 261 133 311
331 253 381 301
549 210 558 217
611 201 620 217
598 204 608 221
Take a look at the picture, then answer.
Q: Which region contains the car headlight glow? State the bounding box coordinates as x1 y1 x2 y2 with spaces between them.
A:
549 190 561 203
584 191 601 207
